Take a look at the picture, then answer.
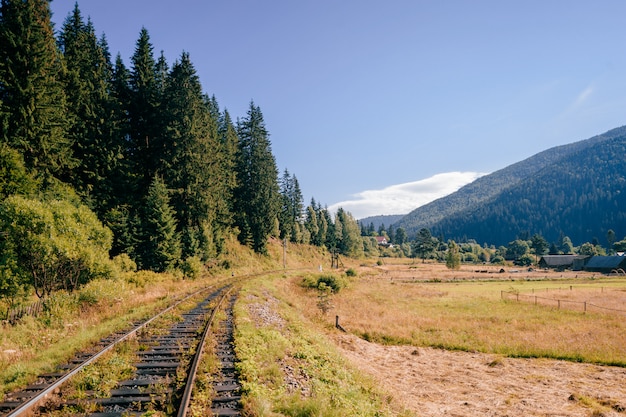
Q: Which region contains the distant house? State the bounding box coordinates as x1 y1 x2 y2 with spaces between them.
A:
538 255 587 270
583 255 626 273
538 255 571 269
375 236 389 246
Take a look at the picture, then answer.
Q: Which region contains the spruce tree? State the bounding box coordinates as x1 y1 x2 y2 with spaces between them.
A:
279 169 296 241
128 28 161 195
217 108 239 230
305 204 320 246
0 0 73 180
335 208 363 257
235 102 280 254
138 176 181 272
59 6 120 214
108 53 134 206
160 52 221 259
279 169 305 243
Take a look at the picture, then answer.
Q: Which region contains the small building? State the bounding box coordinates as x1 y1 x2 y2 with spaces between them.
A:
538 255 576 270
375 236 389 246
583 256 626 273
538 255 590 270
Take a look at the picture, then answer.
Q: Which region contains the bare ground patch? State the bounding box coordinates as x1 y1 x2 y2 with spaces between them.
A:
332 333 626 416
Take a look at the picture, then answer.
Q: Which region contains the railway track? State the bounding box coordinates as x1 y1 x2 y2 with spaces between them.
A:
0 284 242 417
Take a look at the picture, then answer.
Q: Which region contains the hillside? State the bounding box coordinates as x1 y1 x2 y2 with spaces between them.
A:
394 125 626 244
357 214 405 230
429 132 626 246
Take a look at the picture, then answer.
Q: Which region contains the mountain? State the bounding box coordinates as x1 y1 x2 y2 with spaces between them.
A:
357 214 405 230
393 126 626 246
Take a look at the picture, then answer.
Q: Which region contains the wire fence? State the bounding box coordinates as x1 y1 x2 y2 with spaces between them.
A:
501 287 626 315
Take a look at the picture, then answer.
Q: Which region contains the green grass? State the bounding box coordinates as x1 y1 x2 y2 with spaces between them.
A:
234 273 411 417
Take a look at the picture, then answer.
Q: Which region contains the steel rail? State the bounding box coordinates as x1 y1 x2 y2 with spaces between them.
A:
5 284 222 417
177 285 234 417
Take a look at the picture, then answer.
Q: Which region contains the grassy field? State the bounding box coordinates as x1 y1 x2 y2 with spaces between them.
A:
326 261 626 365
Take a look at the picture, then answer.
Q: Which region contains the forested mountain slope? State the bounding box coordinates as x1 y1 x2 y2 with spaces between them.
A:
394 126 626 242
428 131 626 246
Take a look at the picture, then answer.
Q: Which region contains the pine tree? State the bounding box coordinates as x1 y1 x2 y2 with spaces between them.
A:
138 176 181 272
217 108 239 230
0 0 73 180
335 208 364 257
160 52 221 259
234 102 280 254
58 6 120 214
108 53 134 207
128 27 161 194
445 240 461 270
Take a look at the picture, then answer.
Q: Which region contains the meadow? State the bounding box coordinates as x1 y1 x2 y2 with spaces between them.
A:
250 259 626 416
324 261 626 365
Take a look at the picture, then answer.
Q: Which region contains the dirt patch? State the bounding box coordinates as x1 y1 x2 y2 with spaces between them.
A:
333 333 626 416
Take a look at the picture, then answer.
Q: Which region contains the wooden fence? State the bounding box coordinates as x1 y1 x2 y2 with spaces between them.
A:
501 288 626 315
5 300 44 324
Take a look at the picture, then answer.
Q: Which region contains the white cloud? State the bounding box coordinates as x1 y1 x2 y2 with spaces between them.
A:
328 171 486 220
572 85 594 108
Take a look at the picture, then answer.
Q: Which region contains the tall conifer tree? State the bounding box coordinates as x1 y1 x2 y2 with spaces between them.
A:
138 175 180 272
235 102 280 254
160 52 221 259
129 28 160 195
0 0 72 180
59 6 120 214
217 108 240 229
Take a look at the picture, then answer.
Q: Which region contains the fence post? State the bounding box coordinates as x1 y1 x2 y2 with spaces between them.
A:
584 301 587 313
558 300 561 310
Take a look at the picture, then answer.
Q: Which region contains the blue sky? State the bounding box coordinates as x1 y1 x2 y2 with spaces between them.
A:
50 1 626 219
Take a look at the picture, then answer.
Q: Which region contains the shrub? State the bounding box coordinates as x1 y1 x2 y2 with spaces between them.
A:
515 254 534 267
301 274 346 294
345 268 357 277
41 291 79 327
180 256 203 280
491 255 506 265
125 270 160 288
112 254 137 273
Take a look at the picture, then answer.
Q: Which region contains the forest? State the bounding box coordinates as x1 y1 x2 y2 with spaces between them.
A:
0 0 364 305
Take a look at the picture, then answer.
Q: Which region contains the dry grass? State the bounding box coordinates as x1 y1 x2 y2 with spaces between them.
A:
318 261 626 366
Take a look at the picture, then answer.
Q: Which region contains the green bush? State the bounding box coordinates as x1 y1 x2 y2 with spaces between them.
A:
41 291 79 327
180 256 203 280
125 270 160 288
0 195 114 298
514 253 534 267
301 273 346 294
112 254 137 273
345 268 357 277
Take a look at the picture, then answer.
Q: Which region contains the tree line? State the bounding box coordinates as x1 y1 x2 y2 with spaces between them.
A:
0 0 362 305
